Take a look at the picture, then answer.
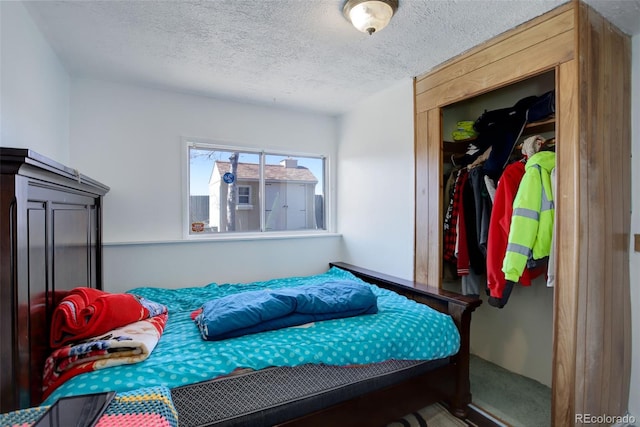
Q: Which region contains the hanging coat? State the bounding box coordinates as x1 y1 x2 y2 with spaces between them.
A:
487 161 525 297
502 151 556 283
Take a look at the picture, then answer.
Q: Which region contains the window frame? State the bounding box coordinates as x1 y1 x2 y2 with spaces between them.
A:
236 185 252 206
182 138 331 240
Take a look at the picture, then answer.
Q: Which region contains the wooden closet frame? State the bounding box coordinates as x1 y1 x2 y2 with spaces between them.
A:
412 1 631 426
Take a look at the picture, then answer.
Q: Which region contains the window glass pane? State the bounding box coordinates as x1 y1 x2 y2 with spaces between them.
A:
189 147 261 234
237 186 251 204
264 154 325 231
188 143 327 236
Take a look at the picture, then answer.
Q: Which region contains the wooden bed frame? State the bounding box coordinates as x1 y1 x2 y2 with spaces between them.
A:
278 262 481 426
0 148 481 425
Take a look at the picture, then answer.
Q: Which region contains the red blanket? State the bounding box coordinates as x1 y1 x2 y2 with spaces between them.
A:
50 288 167 348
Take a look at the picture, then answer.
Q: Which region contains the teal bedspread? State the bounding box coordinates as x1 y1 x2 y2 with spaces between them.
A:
43 267 460 405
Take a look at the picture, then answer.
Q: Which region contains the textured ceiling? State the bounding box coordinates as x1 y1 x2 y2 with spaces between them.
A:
25 0 640 115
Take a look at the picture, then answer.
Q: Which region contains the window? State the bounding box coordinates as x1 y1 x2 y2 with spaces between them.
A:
185 141 327 236
237 186 251 205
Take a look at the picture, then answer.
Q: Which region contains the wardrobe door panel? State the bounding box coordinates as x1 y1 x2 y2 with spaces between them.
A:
414 110 430 284
574 3 632 417
52 203 91 291
594 13 632 414
24 201 48 409
612 25 632 416
553 58 580 427
414 108 444 288
425 108 443 288
20 181 101 407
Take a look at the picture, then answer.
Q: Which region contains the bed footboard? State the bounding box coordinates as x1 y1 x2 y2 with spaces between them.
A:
329 262 481 418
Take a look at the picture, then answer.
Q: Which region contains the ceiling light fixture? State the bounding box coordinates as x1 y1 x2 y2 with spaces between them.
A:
343 0 398 35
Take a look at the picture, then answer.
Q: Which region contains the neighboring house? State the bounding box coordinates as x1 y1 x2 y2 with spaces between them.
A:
209 158 319 232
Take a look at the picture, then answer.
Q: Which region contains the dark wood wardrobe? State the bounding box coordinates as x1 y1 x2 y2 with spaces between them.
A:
412 1 631 425
0 148 109 411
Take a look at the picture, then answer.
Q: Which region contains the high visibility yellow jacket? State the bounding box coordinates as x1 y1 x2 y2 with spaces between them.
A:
502 151 556 283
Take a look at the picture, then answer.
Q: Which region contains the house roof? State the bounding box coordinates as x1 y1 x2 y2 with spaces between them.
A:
214 161 318 184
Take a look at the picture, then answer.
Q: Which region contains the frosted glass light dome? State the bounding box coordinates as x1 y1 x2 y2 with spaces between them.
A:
343 0 398 35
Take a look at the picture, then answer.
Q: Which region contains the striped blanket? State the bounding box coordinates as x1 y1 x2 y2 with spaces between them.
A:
43 312 168 400
0 386 178 427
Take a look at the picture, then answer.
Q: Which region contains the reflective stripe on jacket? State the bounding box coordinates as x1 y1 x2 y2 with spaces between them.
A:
502 151 556 283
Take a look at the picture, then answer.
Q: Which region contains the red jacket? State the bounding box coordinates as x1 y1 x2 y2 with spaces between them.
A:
486 161 543 297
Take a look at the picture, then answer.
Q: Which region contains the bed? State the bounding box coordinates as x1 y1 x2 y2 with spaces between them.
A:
0 149 482 426
3 263 481 427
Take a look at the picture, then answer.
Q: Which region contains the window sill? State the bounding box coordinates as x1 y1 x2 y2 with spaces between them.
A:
104 231 341 246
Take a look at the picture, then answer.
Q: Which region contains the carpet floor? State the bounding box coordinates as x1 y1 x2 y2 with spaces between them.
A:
387 403 468 427
386 354 551 427
469 354 551 426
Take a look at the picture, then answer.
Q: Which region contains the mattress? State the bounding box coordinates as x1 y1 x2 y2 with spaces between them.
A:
171 358 449 427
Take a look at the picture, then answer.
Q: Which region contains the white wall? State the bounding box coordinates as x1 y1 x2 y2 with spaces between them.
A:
628 33 639 420
103 237 341 293
337 80 415 280
69 79 341 291
0 2 70 162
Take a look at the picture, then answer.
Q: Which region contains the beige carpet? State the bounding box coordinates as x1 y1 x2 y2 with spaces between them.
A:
387 403 468 427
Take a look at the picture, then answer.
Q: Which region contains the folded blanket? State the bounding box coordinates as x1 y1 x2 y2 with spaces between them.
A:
192 280 378 341
50 287 168 348
42 312 169 401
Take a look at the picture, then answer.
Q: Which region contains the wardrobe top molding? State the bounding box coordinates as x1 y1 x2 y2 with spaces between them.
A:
414 3 575 113
0 147 110 195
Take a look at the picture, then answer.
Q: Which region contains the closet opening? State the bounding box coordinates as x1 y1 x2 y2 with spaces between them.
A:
440 70 556 426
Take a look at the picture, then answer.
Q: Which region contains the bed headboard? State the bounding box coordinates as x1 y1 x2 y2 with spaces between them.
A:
0 148 109 412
